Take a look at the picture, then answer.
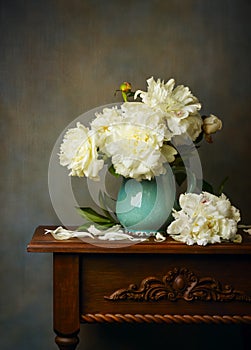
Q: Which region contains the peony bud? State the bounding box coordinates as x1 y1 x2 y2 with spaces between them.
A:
203 114 222 135
114 82 133 102
120 82 132 93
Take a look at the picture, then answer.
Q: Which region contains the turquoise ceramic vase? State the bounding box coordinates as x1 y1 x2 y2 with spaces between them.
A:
115 172 176 236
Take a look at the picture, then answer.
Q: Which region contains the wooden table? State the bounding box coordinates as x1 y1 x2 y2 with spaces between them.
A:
27 226 251 350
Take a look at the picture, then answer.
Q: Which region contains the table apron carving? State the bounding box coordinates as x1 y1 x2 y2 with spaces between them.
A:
80 254 251 318
104 267 251 302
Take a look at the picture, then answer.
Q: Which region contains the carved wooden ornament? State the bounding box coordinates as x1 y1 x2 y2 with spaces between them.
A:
104 267 251 303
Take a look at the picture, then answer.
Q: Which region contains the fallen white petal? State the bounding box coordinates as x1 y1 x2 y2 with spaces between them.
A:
87 224 123 236
97 232 147 241
45 227 95 240
45 225 149 242
243 229 251 235
154 232 166 242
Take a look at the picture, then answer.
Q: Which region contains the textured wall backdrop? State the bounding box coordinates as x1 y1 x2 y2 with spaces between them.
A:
1 0 251 349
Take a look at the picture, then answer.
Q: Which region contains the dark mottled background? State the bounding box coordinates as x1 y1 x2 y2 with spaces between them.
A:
1 0 251 349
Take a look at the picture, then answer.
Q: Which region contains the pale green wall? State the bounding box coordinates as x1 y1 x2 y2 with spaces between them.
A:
1 0 250 349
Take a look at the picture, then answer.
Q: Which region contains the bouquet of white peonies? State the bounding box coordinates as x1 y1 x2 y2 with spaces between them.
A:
59 77 222 182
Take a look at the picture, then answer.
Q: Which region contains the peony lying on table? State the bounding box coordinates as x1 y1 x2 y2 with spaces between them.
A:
167 191 242 246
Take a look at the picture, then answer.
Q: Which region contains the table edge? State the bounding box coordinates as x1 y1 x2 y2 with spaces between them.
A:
27 226 251 254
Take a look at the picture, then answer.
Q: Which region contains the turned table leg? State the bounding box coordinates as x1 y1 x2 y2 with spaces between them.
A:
53 253 80 350
55 333 79 350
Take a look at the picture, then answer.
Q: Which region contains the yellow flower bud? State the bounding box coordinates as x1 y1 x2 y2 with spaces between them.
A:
119 82 132 93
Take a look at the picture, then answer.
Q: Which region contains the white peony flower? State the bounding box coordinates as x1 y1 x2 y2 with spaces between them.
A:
135 77 203 140
121 102 171 143
93 102 169 145
91 106 123 149
135 77 176 108
91 102 177 180
167 192 241 245
167 112 203 141
103 123 168 180
107 140 167 181
59 122 104 180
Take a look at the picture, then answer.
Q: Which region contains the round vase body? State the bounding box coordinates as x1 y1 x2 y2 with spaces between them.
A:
115 172 176 235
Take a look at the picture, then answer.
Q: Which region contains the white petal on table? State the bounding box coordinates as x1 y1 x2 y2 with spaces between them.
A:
44 225 149 242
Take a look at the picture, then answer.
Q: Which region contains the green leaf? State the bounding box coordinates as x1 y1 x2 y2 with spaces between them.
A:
217 176 229 195
77 222 115 231
108 164 120 178
76 207 114 224
76 223 93 231
98 191 118 224
202 180 214 194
